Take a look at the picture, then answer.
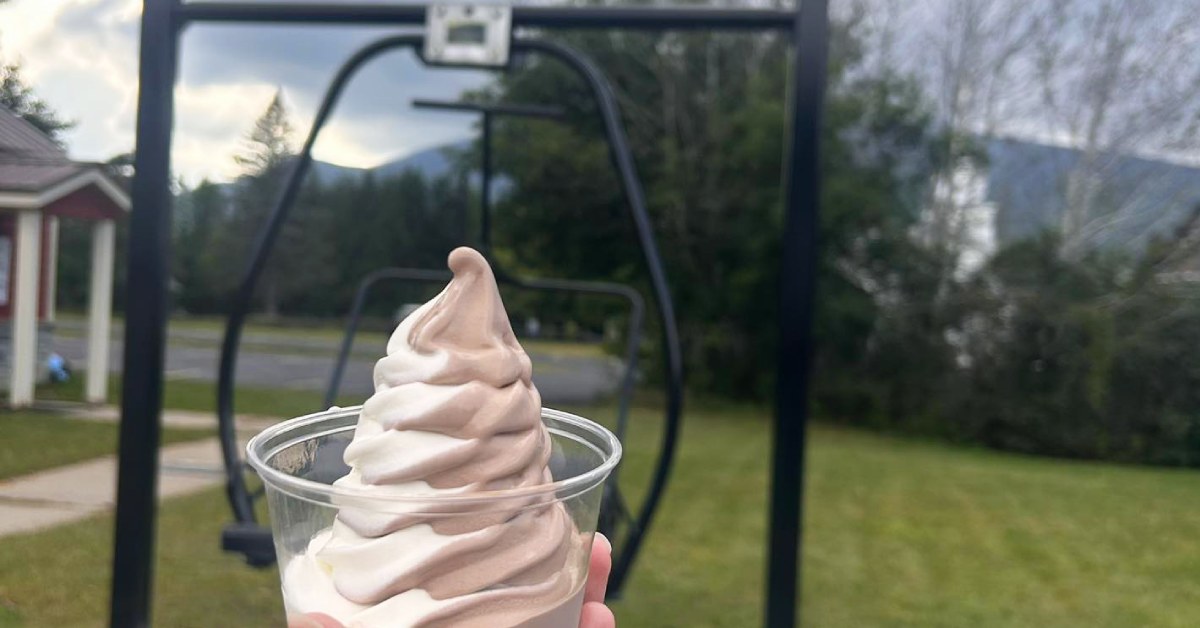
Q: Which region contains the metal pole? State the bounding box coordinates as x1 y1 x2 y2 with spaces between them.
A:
767 0 828 626
177 3 795 31
110 0 178 626
412 99 565 255
411 99 566 119
481 110 493 255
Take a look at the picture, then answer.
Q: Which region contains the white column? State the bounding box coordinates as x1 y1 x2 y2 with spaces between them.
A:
44 216 59 323
86 219 115 404
10 210 42 407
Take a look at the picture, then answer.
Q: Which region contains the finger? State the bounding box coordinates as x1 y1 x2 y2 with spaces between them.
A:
287 613 345 628
585 533 612 605
578 601 616 628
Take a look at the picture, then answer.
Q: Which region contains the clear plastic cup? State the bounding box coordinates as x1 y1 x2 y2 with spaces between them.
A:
246 405 622 628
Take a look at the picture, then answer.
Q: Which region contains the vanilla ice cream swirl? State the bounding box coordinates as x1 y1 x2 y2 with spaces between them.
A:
285 247 579 628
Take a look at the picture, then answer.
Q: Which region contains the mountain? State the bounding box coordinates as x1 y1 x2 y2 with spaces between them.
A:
985 138 1200 253
201 139 476 202
371 140 470 180
307 160 366 183
307 139 472 184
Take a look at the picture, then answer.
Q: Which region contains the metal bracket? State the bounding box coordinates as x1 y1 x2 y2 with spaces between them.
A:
424 4 512 67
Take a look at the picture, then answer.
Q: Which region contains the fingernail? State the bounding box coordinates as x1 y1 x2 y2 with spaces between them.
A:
596 532 612 554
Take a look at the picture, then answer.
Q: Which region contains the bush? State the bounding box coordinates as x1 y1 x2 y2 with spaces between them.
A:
860 233 1200 466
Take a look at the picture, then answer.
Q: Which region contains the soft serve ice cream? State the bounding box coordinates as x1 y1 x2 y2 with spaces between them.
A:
282 247 584 627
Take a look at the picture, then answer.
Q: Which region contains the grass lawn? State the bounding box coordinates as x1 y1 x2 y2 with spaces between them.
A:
36 376 361 421
3 399 1200 626
0 411 209 481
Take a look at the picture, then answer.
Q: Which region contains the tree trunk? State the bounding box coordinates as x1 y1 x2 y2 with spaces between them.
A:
263 277 280 320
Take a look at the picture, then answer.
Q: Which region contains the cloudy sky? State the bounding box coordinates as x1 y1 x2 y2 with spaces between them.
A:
0 0 490 185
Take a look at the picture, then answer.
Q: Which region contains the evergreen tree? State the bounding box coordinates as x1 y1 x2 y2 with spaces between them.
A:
222 89 335 318
174 180 226 312
233 90 294 174
0 62 74 141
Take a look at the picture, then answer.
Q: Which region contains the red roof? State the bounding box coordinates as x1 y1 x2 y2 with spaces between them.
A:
0 106 127 212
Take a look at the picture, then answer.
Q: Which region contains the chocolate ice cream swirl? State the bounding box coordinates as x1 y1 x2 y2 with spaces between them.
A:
298 247 577 625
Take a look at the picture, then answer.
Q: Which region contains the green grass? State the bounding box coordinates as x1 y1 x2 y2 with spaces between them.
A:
0 411 209 481
0 489 280 628
37 376 360 420
4 401 1200 626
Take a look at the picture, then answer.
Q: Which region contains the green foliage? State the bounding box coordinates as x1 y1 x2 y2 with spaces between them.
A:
0 62 73 141
54 215 130 315
484 25 942 400
827 224 1200 466
942 234 1200 465
166 92 470 318
172 180 227 312
233 90 294 175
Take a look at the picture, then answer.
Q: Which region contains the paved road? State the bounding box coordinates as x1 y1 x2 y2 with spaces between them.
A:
50 333 621 405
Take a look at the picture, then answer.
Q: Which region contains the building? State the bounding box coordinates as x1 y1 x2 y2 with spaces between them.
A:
0 106 128 406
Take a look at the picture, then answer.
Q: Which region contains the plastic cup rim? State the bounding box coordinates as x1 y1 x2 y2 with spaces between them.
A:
245 405 623 507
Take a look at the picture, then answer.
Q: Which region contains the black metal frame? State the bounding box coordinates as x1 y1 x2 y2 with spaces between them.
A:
114 2 827 626
214 33 679 597
411 97 565 256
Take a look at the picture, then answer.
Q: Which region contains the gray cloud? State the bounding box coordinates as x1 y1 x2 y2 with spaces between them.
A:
37 1 497 178
178 24 489 161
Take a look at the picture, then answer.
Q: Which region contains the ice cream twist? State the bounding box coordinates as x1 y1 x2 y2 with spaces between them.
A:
283 247 580 628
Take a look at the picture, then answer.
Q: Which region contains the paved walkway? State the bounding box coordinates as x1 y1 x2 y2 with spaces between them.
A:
0 407 276 539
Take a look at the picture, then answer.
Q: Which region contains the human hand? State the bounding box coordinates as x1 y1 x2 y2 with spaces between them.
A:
289 533 615 628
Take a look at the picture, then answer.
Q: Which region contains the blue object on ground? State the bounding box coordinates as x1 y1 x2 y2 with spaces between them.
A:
48 353 70 383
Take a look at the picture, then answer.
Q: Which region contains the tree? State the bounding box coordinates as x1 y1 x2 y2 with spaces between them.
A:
483 19 944 399
222 89 335 318
234 89 294 174
909 0 1047 272
173 180 228 312
1030 0 1200 258
0 62 74 141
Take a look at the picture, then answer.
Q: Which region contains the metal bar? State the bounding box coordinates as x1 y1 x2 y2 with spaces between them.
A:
411 98 566 255
177 2 796 31
480 110 493 255
766 0 829 626
412 99 566 120
110 0 179 626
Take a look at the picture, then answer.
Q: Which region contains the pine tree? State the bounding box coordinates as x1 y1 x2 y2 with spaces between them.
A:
227 90 300 318
224 90 342 318
0 62 74 142
234 89 294 176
